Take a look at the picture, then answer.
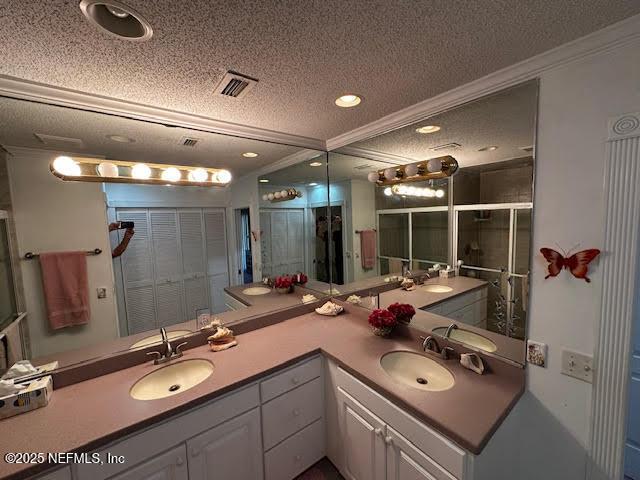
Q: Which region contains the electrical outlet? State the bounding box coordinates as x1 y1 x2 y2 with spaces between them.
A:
96 287 107 299
561 349 593 383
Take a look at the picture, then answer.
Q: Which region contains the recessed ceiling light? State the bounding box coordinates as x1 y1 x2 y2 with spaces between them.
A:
259 179 269 183
308 182 318 186
107 134 135 143
242 152 259 158
309 162 323 167
79 0 153 41
478 145 499 152
335 94 362 108
415 125 441 134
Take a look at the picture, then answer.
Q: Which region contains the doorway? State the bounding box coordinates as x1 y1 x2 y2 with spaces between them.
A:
235 208 253 284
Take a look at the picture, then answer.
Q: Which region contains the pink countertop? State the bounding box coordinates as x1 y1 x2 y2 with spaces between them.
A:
0 303 524 480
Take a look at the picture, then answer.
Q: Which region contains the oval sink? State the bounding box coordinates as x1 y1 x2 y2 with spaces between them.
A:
129 330 193 350
422 284 454 293
380 351 454 392
130 359 214 401
242 286 271 296
432 327 498 353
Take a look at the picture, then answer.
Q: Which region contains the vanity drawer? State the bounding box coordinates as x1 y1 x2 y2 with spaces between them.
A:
260 356 322 402
438 288 487 316
264 419 324 480
224 292 248 311
262 376 323 450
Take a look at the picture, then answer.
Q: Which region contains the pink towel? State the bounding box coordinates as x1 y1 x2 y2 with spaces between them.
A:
39 252 90 330
360 230 376 270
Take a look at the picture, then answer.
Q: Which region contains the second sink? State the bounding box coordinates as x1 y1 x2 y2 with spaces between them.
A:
380 351 455 392
130 359 214 401
422 284 454 293
242 286 271 296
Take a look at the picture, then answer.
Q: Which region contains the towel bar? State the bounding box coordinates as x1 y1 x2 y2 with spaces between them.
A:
23 248 102 260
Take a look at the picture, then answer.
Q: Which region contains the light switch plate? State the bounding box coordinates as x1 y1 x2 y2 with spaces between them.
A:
561 349 593 383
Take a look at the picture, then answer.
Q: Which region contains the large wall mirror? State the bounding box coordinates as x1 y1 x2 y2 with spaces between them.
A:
328 80 538 364
0 96 330 371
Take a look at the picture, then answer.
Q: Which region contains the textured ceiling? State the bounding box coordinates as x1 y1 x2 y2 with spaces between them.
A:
1 1 639 141
0 97 317 176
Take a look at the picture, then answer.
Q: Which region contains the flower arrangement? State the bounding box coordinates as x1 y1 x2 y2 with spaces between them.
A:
292 272 308 286
274 276 293 293
368 308 398 337
387 302 416 324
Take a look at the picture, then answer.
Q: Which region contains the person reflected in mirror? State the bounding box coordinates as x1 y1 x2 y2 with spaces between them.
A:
109 222 135 258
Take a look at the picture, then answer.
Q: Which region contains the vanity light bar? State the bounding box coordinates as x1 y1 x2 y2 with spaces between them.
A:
367 155 458 186
262 188 303 203
50 156 233 187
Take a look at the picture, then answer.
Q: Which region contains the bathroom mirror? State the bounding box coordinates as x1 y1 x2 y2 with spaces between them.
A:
328 80 537 364
0 95 330 371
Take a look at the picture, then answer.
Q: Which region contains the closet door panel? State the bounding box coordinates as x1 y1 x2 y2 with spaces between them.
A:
204 210 228 276
118 210 153 286
156 281 184 328
124 284 156 334
260 211 272 277
150 209 181 281
270 211 288 275
184 276 209 320
209 274 229 314
179 210 206 275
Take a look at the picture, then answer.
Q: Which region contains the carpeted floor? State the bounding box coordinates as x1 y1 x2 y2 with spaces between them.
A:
295 458 344 480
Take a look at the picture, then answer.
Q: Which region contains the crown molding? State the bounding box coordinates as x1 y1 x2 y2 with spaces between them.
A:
0 75 326 151
326 13 640 151
334 145 414 165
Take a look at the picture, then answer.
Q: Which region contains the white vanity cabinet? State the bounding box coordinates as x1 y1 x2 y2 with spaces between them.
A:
35 467 72 480
110 445 188 480
419 287 488 330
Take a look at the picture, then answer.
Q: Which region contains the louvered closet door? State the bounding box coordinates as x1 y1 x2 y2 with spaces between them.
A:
204 209 229 314
150 209 184 327
117 210 157 334
260 211 273 277
287 210 305 273
179 210 209 320
270 211 289 275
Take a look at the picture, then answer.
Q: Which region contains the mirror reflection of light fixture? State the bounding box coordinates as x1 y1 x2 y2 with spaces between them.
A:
389 185 445 198
262 188 303 203
367 155 458 186
50 156 232 187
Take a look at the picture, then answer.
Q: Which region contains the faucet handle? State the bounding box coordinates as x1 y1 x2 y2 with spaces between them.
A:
175 341 188 356
146 351 162 364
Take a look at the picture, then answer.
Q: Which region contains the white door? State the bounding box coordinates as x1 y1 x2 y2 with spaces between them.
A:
186 408 263 480
117 210 157 334
260 209 305 276
110 444 188 480
179 210 208 320
386 427 456 480
204 209 229 314
338 388 386 480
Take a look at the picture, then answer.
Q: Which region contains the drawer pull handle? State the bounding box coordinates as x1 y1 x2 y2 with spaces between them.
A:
374 428 382 436
191 447 201 457
293 408 301 417
176 457 184 466
291 377 300 385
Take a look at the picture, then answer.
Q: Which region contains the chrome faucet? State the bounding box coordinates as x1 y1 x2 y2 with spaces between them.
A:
147 328 187 365
444 323 458 338
420 335 440 354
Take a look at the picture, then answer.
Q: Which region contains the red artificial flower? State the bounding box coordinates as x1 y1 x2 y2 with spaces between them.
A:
292 272 308 285
368 309 397 329
388 302 416 320
274 276 293 288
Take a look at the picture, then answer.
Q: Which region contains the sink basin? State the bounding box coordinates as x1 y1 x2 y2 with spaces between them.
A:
242 286 271 296
433 327 498 353
130 359 214 400
129 330 192 350
422 284 454 293
380 351 455 392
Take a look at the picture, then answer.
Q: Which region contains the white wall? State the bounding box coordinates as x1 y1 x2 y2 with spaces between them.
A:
7 148 119 358
514 39 640 479
105 182 229 208
350 179 378 281
229 173 261 283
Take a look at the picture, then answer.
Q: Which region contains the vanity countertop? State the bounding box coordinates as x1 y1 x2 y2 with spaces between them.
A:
0 304 524 480
224 282 320 308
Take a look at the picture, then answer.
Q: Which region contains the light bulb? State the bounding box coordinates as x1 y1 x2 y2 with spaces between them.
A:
267 193 274 200
383 187 392 197
52 156 81 176
97 162 119 177
280 190 288 197
189 168 209 182
274 191 282 199
262 194 268 201
131 163 151 179
367 172 380 183
384 168 397 181
426 158 442 173
426 189 435 197
215 170 232 184
435 189 445 198
161 167 181 182
404 164 419 177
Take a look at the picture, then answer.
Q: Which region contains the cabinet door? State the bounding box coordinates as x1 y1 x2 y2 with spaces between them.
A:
386 427 457 480
110 444 188 480
187 408 263 480
338 388 386 480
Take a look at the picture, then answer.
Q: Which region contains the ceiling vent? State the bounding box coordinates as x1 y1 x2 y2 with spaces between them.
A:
34 133 84 148
179 136 200 147
215 71 258 99
431 142 461 152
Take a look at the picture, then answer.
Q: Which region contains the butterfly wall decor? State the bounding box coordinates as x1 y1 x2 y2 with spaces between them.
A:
540 246 601 283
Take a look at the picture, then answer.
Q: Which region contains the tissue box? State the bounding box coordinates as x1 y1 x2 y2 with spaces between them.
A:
0 375 53 420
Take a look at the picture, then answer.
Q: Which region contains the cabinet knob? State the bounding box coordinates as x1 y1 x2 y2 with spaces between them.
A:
374 428 382 436
291 377 300 385
293 408 301 417
384 436 393 445
191 447 201 457
176 457 184 466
